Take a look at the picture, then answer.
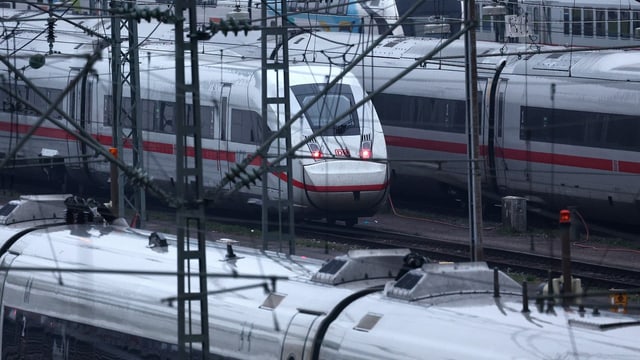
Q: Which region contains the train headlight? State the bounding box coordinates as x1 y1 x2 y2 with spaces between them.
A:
359 140 372 160
308 143 323 160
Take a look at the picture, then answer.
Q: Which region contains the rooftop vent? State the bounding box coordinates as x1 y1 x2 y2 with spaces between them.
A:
312 248 417 285
386 262 522 301
0 194 71 225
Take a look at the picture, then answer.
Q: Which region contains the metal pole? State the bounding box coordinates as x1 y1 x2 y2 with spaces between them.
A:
464 0 484 261
559 209 572 307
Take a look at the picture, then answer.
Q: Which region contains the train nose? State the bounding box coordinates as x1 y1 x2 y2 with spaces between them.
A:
302 160 388 215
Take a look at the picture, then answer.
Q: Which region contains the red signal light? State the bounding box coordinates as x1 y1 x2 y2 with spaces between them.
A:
308 143 322 160
359 140 372 160
559 209 570 224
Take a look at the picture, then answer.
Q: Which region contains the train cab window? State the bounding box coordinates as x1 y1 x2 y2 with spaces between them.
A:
230 109 263 144
634 12 640 38
292 83 359 136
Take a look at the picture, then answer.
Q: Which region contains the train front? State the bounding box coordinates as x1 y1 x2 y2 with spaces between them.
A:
285 65 389 225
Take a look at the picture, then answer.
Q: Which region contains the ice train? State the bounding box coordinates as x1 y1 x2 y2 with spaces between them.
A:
0 23 389 225
273 32 640 226
0 196 638 358
213 0 640 47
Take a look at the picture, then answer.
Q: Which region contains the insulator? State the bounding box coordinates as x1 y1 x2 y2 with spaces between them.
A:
47 17 56 54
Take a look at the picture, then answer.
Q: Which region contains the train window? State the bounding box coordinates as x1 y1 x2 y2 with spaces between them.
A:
230 109 262 144
634 12 640 38
584 8 594 37
292 83 359 136
336 0 347 15
571 8 581 36
497 92 505 138
481 5 492 32
563 8 570 35
603 115 639 151
158 101 174 133
140 99 155 131
327 0 338 15
200 105 214 139
620 11 631 39
596 10 605 36
373 93 465 134
521 106 639 151
104 95 112 125
103 95 133 128
608 9 619 38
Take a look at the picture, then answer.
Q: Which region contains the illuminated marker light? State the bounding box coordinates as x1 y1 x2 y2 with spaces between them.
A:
559 209 570 224
308 143 322 160
359 140 372 160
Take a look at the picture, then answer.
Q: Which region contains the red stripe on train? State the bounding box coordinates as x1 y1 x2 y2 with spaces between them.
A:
386 135 640 174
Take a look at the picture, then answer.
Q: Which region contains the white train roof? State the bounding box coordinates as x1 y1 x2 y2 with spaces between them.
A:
286 33 640 82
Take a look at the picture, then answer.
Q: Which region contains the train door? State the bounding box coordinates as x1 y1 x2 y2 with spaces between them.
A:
67 68 93 182
493 79 508 192
218 83 232 190
280 311 323 360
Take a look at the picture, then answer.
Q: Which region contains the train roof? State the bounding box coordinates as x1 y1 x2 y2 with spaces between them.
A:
286 33 640 82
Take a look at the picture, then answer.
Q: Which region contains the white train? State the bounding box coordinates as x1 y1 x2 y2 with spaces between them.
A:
475 0 640 48
0 197 638 358
0 22 389 225
210 0 640 47
270 32 640 226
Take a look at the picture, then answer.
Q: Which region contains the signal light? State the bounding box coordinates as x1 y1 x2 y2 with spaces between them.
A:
308 143 322 160
559 209 570 224
359 141 372 160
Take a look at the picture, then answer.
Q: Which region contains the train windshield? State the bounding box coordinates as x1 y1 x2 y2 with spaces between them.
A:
292 83 359 136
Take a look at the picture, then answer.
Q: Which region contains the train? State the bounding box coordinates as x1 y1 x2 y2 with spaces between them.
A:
210 0 640 47
0 17 389 226
475 0 640 48
0 195 638 358
21 0 640 48
260 32 640 226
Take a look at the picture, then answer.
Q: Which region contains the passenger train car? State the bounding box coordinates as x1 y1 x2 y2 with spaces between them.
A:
0 197 638 358
278 32 640 226
0 21 389 225
212 0 640 47
475 0 640 47
209 0 462 37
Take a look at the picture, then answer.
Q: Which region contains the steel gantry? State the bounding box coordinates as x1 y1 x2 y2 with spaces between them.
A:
110 1 146 227
173 0 210 357
260 0 295 254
